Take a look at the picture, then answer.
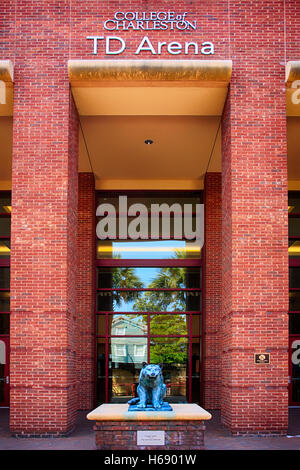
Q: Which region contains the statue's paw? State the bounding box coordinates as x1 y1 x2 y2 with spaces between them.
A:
137 403 146 409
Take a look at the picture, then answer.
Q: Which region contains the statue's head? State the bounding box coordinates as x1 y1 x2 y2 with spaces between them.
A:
141 362 163 379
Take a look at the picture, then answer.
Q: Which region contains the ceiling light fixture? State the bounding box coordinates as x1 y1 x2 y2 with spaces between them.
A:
144 139 153 145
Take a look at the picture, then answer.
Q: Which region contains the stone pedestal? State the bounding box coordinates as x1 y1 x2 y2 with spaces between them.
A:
87 404 212 450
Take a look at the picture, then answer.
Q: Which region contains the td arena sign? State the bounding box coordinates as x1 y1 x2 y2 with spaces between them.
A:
87 11 215 56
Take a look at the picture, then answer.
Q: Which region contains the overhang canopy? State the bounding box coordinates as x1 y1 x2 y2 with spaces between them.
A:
68 59 232 84
68 59 232 189
286 61 300 85
68 59 232 116
286 60 300 117
0 60 13 83
0 60 14 116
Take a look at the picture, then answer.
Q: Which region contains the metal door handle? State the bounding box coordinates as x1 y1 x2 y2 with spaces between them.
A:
6 376 9 384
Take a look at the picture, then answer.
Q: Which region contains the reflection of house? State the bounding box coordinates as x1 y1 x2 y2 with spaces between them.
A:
111 316 147 364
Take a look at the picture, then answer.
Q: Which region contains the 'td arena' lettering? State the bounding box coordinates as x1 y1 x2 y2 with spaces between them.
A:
87 35 215 56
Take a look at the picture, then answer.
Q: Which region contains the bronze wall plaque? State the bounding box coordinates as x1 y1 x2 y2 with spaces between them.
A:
254 353 270 364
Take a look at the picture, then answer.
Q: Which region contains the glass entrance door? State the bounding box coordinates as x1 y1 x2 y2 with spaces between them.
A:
0 193 11 407
96 267 202 404
289 335 300 405
0 336 9 406
288 192 300 405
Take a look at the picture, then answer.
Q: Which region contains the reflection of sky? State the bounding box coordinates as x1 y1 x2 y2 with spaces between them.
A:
136 267 158 285
113 240 186 260
117 299 134 312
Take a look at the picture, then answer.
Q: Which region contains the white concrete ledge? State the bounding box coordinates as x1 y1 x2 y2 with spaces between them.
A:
87 403 212 421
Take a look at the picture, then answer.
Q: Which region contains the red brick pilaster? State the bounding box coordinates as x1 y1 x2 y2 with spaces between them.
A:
77 173 95 410
221 2 289 434
9 3 79 436
203 173 222 409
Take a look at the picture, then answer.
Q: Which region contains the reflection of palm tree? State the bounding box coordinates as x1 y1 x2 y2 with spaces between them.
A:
132 252 188 312
130 251 199 364
109 252 199 365
112 267 144 306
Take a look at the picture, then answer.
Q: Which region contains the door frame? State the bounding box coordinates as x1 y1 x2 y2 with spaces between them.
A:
0 191 11 408
94 190 203 407
0 335 10 407
289 334 300 406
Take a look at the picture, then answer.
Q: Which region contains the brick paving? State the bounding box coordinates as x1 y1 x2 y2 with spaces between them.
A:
0 408 300 450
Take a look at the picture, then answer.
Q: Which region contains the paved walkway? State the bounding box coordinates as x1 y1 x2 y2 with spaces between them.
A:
0 408 300 450
205 409 300 450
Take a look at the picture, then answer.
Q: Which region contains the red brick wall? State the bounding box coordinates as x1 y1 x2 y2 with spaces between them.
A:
8 2 79 436
221 1 289 434
203 173 222 409
77 173 95 410
285 0 300 62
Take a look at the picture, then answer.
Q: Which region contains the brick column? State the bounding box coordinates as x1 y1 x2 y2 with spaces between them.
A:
9 3 79 436
77 173 95 410
203 173 222 409
221 2 289 434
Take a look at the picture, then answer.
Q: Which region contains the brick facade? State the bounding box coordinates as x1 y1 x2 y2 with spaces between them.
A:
203 173 222 409
0 0 296 435
76 173 95 410
220 1 289 434
8 2 79 436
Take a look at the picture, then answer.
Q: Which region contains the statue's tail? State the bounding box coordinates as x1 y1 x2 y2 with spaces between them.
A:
128 397 139 405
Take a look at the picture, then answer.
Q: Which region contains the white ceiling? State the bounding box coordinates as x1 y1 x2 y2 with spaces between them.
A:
78 115 222 181
72 86 228 116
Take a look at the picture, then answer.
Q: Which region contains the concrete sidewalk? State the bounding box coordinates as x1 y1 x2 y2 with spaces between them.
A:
0 408 300 450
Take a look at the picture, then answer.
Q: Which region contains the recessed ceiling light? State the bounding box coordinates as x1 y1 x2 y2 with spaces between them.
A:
144 139 153 145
